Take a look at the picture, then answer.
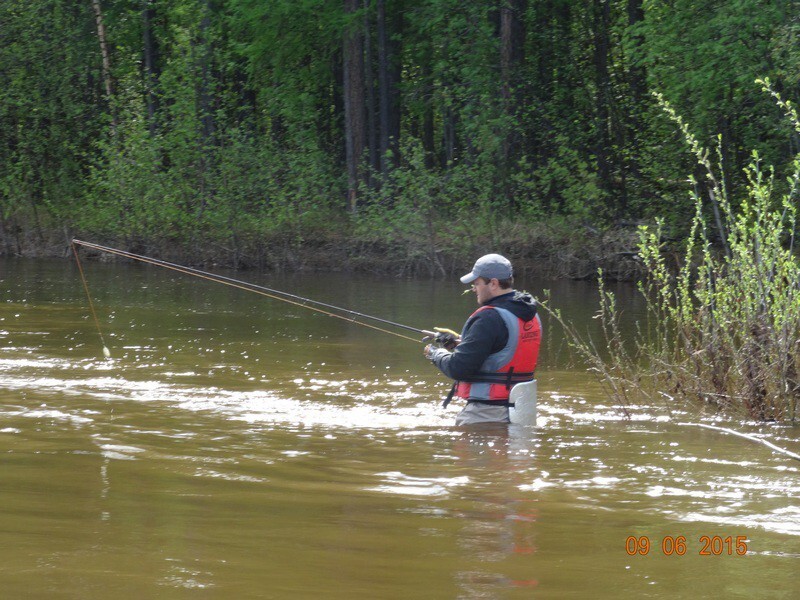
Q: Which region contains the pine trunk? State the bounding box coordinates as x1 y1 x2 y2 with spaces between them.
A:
142 0 161 136
343 0 366 213
90 0 116 127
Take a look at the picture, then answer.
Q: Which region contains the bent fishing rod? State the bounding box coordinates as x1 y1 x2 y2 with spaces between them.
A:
71 239 438 346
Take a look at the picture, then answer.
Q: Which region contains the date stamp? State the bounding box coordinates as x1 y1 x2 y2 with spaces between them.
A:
625 535 749 556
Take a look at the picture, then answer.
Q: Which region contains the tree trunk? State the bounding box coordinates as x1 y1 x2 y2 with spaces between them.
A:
377 0 402 174
626 0 646 99
422 58 435 168
388 1 403 165
442 103 457 166
142 0 161 137
193 0 217 223
343 0 366 213
197 0 215 146
331 49 345 166
500 0 525 102
364 0 379 181
499 0 526 177
592 0 613 210
377 0 389 176
90 0 116 127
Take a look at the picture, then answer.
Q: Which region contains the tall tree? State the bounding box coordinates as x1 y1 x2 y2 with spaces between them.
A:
343 0 366 212
376 0 403 174
364 0 380 177
197 0 216 148
499 0 525 161
142 0 161 136
592 0 614 211
91 0 116 128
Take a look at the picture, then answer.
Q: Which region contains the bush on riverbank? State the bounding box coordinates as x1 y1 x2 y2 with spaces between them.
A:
0 94 642 279
550 82 800 423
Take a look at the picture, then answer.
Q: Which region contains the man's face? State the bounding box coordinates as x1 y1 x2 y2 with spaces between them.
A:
471 278 497 305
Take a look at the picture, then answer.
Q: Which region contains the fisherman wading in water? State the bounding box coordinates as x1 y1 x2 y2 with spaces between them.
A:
424 254 542 425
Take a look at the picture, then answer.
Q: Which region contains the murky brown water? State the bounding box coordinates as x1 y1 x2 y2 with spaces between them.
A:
1 257 798 598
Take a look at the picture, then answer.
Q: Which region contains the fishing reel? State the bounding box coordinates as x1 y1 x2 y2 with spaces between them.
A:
422 327 460 351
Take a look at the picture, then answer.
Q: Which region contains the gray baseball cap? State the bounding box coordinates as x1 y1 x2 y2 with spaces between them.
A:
460 253 513 284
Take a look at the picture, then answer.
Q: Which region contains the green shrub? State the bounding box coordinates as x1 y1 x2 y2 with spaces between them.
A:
548 81 800 423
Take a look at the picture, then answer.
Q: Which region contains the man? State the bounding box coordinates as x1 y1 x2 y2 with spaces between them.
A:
424 253 541 425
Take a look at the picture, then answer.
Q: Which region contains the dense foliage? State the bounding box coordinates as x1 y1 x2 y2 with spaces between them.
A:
547 83 800 422
1 1 798 271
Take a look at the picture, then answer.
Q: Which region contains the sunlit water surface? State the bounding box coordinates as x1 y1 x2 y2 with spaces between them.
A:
1 258 798 598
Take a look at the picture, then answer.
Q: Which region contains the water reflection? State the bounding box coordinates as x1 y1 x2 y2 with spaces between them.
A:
366 424 544 595
449 425 542 594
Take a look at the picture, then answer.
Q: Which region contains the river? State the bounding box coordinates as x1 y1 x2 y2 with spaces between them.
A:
1 257 797 598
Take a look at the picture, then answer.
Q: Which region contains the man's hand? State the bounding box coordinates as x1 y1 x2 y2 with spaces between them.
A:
433 327 460 351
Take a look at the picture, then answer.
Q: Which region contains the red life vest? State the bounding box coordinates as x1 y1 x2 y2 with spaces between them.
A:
454 305 541 403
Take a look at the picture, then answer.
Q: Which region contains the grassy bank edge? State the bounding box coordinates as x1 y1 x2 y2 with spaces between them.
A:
0 215 644 281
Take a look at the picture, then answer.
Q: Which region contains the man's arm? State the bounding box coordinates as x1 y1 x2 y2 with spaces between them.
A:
427 311 506 380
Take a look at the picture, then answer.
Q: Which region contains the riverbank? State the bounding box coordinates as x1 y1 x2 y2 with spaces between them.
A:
1 216 643 281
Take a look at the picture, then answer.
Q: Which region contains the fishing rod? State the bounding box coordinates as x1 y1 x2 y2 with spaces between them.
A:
71 239 438 345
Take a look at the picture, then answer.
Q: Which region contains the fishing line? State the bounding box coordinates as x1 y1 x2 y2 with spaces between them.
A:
71 239 425 344
678 422 800 463
71 241 112 358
